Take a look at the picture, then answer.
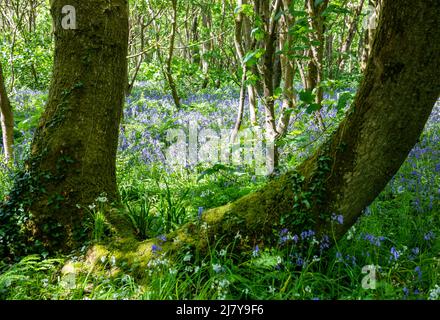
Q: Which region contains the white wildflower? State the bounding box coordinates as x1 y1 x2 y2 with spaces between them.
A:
183 252 192 262
429 285 440 300
212 263 223 273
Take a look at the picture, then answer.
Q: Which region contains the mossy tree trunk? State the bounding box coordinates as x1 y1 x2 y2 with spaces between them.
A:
176 0 440 251
0 62 14 163
10 0 129 251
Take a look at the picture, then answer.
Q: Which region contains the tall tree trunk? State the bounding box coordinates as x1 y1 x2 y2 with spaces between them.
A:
305 0 328 130
200 8 212 89
166 0 181 108
165 0 440 252
260 0 281 170
276 0 296 138
361 0 381 72
242 0 258 126
0 62 14 164
190 14 200 65
6 0 129 252
338 0 365 72
231 0 247 143
247 85 258 126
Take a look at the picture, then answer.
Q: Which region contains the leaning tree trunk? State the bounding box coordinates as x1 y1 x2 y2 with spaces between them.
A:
0 62 14 163
163 0 440 253
8 0 129 252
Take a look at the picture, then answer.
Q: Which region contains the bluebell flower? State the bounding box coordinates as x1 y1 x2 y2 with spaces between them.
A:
403 287 409 297
198 207 204 219
158 235 167 242
331 213 344 225
335 252 343 262
252 245 260 257
363 234 385 247
151 244 162 254
390 247 400 261
424 231 436 241
415 266 422 281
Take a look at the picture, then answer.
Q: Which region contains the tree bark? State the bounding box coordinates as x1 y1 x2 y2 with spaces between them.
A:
170 0 440 251
166 0 181 108
276 0 296 138
338 0 365 72
231 0 247 143
200 8 212 89
305 0 328 131
7 0 129 251
0 62 14 164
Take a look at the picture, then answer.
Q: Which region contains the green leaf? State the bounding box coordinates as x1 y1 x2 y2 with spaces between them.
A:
251 27 265 41
274 87 283 99
306 103 321 114
299 90 315 104
243 48 265 67
337 91 354 111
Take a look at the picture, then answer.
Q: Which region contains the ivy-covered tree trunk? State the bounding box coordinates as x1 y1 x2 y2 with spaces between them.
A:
171 0 440 251
8 0 128 252
0 62 14 163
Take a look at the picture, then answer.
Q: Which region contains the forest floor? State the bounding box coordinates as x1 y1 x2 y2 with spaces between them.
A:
0 84 439 300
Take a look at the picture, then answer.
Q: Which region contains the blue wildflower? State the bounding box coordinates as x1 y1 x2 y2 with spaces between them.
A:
331 213 344 225
151 244 162 254
424 231 436 241
390 247 400 261
403 287 409 298
415 266 422 281
252 245 260 257
335 252 343 262
157 235 167 242
364 234 385 247
198 207 204 219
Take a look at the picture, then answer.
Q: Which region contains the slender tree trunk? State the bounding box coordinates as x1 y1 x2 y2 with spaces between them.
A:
166 0 181 109
276 0 296 138
0 62 14 163
6 0 129 252
260 0 281 168
247 85 257 126
361 0 381 72
231 0 247 143
190 14 200 65
338 0 365 72
165 0 440 252
242 0 258 126
306 0 328 131
200 9 212 89
231 72 247 143
326 33 333 78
